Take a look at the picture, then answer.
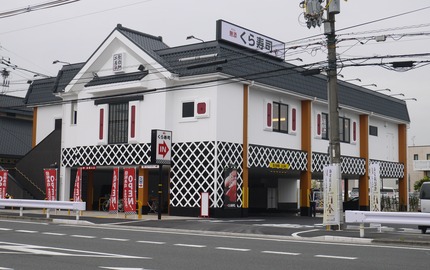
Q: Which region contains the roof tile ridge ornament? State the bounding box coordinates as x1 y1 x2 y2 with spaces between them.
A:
116 23 164 42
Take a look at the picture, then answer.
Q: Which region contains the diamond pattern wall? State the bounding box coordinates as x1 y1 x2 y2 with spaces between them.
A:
312 152 365 175
370 159 404 178
248 144 307 170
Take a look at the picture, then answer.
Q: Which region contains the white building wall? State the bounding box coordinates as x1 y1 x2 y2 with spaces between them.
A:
369 117 399 162
248 86 301 149
36 105 62 144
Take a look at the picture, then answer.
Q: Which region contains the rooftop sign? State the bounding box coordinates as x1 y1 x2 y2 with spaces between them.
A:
216 20 285 60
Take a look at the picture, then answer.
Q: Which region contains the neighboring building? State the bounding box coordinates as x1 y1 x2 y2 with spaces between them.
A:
408 145 430 191
0 94 33 197
23 22 410 216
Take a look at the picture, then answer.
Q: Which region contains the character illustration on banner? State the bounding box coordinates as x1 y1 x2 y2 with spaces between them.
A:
224 169 238 207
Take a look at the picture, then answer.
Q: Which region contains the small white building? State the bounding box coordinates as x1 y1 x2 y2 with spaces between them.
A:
23 21 410 217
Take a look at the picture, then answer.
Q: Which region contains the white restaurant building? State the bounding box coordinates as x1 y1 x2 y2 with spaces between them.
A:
23 21 410 217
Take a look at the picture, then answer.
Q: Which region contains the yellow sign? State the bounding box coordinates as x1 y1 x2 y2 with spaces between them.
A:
269 162 290 169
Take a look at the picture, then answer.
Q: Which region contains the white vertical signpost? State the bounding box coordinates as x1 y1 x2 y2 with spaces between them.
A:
369 163 381 212
323 164 340 227
151 129 172 220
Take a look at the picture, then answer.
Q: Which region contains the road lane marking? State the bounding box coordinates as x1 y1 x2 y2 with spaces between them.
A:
215 247 250 252
0 228 12 231
102 238 129 242
42 232 66 236
70 234 96 239
15 230 38 234
315 255 357 260
262 251 301 256
292 229 320 238
174 243 206 248
137 240 166 245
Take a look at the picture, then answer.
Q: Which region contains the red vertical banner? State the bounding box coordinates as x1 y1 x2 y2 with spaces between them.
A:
0 170 8 199
123 167 136 213
109 167 119 212
44 168 57 201
73 168 82 202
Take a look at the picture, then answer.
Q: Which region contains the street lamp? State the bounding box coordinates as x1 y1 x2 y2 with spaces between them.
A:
285 57 303 62
402 98 417 101
186 35 204 43
390 93 405 97
374 88 391 92
53 60 70 65
360 83 377 88
344 78 361 82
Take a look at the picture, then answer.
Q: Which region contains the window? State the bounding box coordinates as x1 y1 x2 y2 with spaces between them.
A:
272 102 288 133
321 113 328 140
414 154 419 160
108 103 128 144
182 101 194 118
369 125 378 136
339 117 350 143
427 154 430 160
320 113 350 143
71 101 78 125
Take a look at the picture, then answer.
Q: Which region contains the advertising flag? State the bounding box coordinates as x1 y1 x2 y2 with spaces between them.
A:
323 164 340 226
0 170 8 199
109 167 119 212
369 163 381 211
73 168 82 202
123 167 136 213
44 168 57 201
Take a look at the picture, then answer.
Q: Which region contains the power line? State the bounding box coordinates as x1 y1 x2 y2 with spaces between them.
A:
0 0 80 19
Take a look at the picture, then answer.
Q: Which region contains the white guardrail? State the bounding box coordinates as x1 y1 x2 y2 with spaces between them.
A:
0 199 86 220
345 210 430 237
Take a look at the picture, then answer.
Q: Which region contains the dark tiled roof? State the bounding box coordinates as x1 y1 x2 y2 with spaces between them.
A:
85 70 149 87
53 62 85 93
0 95 32 115
0 117 32 157
24 77 58 106
155 40 410 122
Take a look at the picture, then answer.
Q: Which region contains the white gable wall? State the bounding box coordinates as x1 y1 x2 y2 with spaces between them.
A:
36 104 62 144
369 117 399 162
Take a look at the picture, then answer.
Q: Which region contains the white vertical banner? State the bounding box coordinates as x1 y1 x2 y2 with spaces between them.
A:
369 163 381 212
323 164 340 226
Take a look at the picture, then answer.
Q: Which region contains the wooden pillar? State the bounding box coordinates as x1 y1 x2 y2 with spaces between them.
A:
300 100 312 216
242 84 249 210
398 124 408 211
359 115 369 210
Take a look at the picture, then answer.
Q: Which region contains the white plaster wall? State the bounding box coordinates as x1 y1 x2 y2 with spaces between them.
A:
36 105 62 144
248 87 301 149
369 117 399 162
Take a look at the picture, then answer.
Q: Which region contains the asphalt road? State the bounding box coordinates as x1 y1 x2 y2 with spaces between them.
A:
1 218 430 270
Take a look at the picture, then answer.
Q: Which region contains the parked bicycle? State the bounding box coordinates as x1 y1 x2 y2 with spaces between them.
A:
102 197 124 212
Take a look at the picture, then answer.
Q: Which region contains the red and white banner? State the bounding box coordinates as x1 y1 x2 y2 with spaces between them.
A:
123 167 136 213
109 167 119 212
0 170 8 199
44 168 57 201
73 168 82 202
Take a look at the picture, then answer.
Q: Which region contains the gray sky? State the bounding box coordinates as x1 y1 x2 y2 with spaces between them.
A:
1 0 429 146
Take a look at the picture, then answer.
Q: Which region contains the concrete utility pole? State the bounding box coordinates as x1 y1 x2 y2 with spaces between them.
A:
324 1 344 228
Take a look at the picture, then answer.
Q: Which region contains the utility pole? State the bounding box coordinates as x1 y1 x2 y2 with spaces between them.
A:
302 0 343 228
324 0 344 228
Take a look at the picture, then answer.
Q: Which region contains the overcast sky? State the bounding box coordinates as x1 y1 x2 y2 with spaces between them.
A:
1 0 429 146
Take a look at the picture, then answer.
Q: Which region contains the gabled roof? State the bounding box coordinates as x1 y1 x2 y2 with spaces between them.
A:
53 62 85 93
155 40 410 122
85 70 149 87
0 117 32 157
24 77 58 106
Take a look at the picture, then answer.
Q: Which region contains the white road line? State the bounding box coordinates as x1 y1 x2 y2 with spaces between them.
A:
262 251 301 256
137 240 166 245
70 235 97 239
215 247 250 252
15 230 38 234
174 243 206 248
315 255 357 260
42 232 66 236
102 238 129 242
0 228 12 231
291 229 320 238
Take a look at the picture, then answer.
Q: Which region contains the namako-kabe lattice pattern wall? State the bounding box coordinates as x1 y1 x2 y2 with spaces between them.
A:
247 144 308 171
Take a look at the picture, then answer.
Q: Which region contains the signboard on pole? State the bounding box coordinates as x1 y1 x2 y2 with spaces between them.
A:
323 164 340 226
216 20 285 60
369 163 381 212
0 170 8 199
44 168 57 201
123 167 136 213
73 168 82 202
151 129 172 165
109 167 119 213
